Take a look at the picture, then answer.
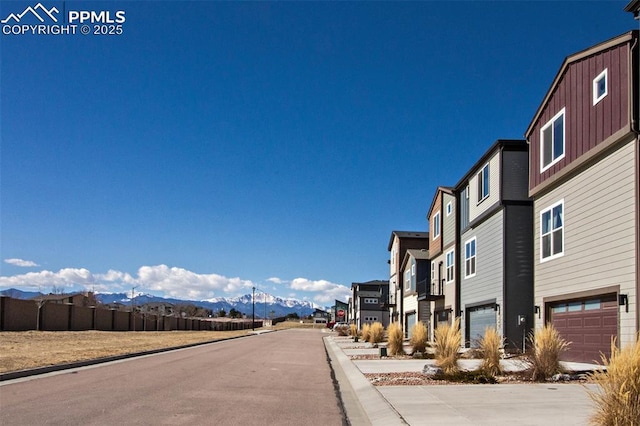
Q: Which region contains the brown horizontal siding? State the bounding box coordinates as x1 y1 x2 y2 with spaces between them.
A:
529 42 631 193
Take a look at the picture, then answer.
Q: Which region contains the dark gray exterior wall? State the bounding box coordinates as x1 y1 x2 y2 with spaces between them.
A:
503 204 534 350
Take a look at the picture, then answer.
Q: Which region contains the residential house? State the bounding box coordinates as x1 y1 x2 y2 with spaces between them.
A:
455 139 533 351
425 187 457 340
401 249 431 338
387 231 429 326
313 308 330 324
32 292 97 307
351 280 390 329
525 30 639 362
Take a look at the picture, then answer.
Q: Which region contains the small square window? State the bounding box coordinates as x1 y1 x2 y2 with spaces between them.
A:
593 69 608 105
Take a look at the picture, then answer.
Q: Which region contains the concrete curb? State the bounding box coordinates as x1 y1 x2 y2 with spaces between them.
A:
0 331 274 382
324 336 407 426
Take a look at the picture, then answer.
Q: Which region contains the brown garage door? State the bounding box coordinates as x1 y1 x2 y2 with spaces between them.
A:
549 294 618 363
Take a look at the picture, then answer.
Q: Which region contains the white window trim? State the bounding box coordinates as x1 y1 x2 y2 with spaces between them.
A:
540 199 565 263
477 164 490 203
433 211 441 239
593 69 608 105
540 108 566 173
464 237 477 278
445 249 455 283
446 201 452 216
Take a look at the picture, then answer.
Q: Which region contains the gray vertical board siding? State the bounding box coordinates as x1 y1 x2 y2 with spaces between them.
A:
503 204 534 350
460 210 505 337
460 187 470 232
502 150 530 201
443 193 456 246
533 138 637 347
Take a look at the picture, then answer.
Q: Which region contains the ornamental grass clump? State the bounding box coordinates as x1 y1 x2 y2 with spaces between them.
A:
529 324 569 381
478 327 503 377
349 324 358 338
588 336 640 426
369 322 385 345
387 322 405 356
433 317 462 375
361 323 371 343
409 322 428 355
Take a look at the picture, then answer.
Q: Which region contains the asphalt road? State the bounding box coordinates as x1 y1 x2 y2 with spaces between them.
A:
0 329 346 425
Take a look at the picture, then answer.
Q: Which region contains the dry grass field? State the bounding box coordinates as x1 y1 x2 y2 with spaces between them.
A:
0 321 325 374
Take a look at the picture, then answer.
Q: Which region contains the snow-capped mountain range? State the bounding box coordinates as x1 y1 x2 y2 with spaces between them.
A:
0 288 323 318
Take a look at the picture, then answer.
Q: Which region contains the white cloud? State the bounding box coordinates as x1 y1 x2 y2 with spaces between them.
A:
4 258 39 267
0 265 350 304
289 277 351 304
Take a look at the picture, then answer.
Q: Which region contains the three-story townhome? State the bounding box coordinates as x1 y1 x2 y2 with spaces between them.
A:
425 187 456 340
455 139 534 351
400 249 431 338
387 231 429 326
525 31 639 363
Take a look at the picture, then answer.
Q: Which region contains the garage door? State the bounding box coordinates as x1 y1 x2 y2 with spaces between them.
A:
549 295 618 363
405 312 417 338
467 305 496 347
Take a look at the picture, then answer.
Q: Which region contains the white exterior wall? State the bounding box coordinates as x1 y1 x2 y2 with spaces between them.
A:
533 137 638 349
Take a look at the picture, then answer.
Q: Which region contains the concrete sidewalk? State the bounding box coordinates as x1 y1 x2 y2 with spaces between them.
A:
324 335 599 426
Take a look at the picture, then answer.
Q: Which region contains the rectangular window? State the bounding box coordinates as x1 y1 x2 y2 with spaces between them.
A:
446 249 454 282
541 108 565 172
411 263 416 276
567 302 582 312
593 69 608 105
541 200 564 261
584 299 601 310
433 212 441 239
364 298 378 304
477 164 490 202
431 263 435 280
404 269 411 290
464 237 476 278
446 201 452 216
552 304 566 314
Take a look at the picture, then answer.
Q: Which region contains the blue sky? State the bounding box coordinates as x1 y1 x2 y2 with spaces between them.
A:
0 1 636 305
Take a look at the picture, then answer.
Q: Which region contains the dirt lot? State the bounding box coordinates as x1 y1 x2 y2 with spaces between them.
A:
0 322 321 374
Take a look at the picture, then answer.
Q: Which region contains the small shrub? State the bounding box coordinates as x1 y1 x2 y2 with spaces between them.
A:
369 322 384 345
588 336 640 426
433 317 461 375
409 322 428 354
387 322 405 356
361 323 371 343
529 324 569 381
335 325 350 336
349 324 358 338
479 327 503 377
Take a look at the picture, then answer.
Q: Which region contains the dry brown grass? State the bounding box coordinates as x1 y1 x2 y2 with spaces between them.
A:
369 322 385 344
0 329 254 373
478 327 503 376
387 322 405 356
588 336 640 426
529 324 569 381
361 323 371 343
349 323 358 338
409 322 428 354
433 317 462 375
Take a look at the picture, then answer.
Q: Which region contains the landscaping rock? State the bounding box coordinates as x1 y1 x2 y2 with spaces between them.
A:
422 365 444 378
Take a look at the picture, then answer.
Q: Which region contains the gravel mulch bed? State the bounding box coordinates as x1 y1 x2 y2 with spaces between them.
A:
364 371 590 386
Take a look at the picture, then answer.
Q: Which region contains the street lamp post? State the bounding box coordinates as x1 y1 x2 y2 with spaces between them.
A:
252 286 255 331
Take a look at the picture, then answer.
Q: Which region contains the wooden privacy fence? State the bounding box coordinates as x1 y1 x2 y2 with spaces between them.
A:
0 297 262 332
